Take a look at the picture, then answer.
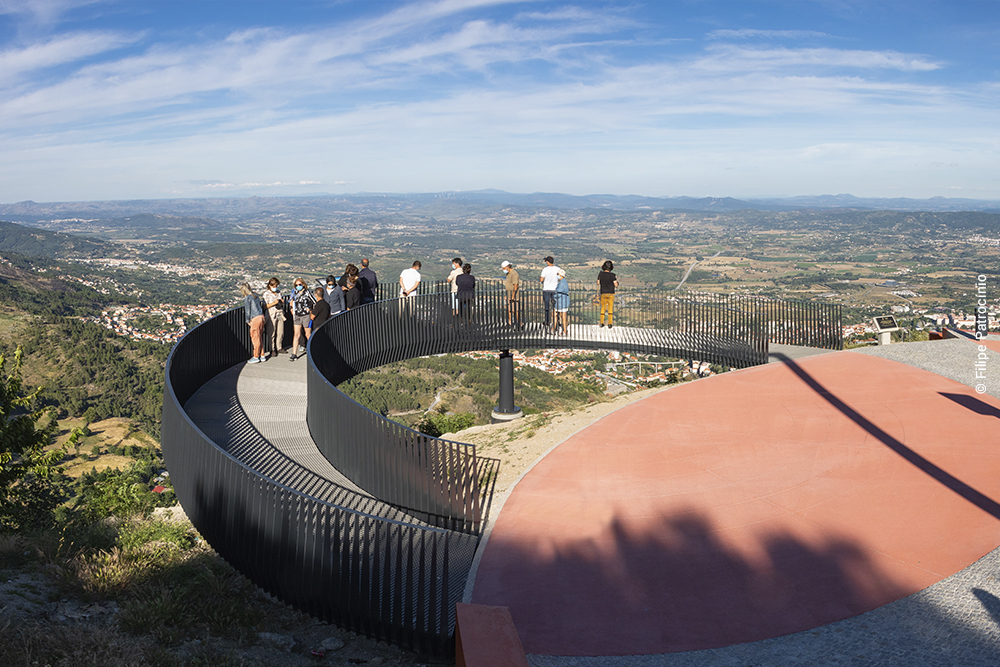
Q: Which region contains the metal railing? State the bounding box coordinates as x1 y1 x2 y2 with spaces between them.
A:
162 308 475 656
162 284 840 656
304 286 779 538
375 279 841 350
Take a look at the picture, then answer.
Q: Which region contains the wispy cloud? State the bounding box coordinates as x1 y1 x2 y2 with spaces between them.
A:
708 28 831 40
698 44 942 73
0 0 995 201
0 0 104 24
0 30 139 81
188 180 323 190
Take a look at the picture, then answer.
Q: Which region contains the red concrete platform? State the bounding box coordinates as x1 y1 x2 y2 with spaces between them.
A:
471 352 1000 656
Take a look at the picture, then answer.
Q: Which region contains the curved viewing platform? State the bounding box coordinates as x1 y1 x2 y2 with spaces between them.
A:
161 284 842 656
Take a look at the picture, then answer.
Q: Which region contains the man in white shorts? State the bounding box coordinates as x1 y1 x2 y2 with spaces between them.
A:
446 257 463 315
399 260 422 315
539 255 560 329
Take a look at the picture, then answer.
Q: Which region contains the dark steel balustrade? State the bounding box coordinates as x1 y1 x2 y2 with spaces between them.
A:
163 284 841 656
163 308 476 656
305 283 784 538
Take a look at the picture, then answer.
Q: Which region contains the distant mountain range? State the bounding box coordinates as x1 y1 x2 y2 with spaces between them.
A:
1 191 998 224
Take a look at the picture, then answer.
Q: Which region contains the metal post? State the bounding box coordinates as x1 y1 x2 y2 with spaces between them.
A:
492 349 523 422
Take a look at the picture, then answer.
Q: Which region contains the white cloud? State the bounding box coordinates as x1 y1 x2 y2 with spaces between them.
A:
0 0 104 23
698 44 942 73
0 1 996 201
707 29 831 40
194 180 323 190
0 30 140 81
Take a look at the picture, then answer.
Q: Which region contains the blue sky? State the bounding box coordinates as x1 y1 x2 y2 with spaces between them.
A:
0 0 998 202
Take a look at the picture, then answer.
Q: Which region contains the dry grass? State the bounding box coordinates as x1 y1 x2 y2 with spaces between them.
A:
0 624 177 667
49 418 157 478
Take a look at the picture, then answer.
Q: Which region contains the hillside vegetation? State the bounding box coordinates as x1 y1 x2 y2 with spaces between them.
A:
340 353 608 432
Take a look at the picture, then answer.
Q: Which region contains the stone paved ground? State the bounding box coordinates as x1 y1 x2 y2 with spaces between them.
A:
524 338 1000 667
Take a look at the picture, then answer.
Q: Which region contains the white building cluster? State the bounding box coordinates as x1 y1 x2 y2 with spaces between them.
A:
81 303 228 344
73 257 230 280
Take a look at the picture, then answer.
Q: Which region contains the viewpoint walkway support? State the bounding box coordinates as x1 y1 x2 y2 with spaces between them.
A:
162 285 840 656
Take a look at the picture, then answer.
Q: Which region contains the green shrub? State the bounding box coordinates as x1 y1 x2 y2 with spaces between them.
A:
418 412 475 437
0 347 81 532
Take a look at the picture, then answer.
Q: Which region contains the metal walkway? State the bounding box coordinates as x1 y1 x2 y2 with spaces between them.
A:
185 355 429 524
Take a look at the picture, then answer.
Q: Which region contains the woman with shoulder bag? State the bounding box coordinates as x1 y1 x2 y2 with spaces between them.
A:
262 276 286 357
288 277 316 361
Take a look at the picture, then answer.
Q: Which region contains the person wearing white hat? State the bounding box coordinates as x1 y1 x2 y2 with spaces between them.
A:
501 261 521 329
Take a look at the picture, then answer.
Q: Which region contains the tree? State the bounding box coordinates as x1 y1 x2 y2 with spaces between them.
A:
0 347 77 531
418 412 475 438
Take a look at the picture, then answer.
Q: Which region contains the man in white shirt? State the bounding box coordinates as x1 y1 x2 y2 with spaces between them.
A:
539 255 560 329
398 260 422 315
446 257 463 315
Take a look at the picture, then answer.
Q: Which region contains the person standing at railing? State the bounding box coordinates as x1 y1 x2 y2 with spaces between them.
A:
456 262 475 326
288 278 316 361
262 277 286 357
553 268 570 335
399 261 422 316
310 287 330 330
540 255 560 329
344 274 361 310
501 260 521 329
324 274 346 315
240 283 267 364
446 257 463 316
358 258 378 304
598 260 619 329
337 263 359 289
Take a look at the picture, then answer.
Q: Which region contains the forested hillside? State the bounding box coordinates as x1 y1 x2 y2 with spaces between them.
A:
0 252 166 437
15 319 167 435
0 220 107 257
341 354 607 429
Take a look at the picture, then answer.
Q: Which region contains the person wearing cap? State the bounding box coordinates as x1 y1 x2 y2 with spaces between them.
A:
501 260 521 329
553 268 570 335
539 255 560 329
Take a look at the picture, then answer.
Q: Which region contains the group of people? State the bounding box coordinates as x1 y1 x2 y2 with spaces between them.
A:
503 255 618 335
240 258 379 364
241 254 621 363
397 254 619 336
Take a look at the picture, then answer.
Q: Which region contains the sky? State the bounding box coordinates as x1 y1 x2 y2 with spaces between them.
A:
0 0 998 203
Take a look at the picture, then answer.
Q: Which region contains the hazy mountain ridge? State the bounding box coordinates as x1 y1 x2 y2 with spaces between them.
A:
2 191 999 228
